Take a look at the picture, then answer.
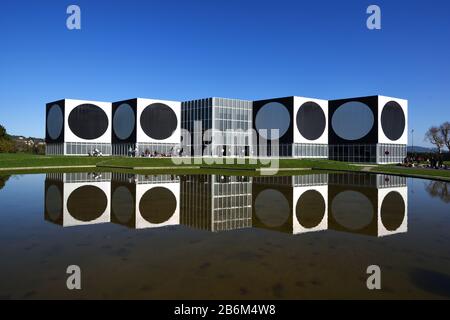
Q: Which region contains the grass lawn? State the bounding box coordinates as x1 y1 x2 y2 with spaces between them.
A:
1 153 450 181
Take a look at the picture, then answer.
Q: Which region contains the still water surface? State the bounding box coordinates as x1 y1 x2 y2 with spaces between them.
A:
0 172 449 299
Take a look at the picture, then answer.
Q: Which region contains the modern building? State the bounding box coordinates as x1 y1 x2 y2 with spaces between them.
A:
328 95 408 163
111 98 181 156
253 96 329 158
45 99 112 155
181 97 253 157
46 94 407 163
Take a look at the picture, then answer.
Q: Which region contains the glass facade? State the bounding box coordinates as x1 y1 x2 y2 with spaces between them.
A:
293 143 328 158
181 97 253 157
65 142 112 156
329 144 406 163
180 175 252 232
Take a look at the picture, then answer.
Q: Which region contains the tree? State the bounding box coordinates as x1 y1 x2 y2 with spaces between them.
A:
425 126 445 153
0 124 7 139
440 121 450 152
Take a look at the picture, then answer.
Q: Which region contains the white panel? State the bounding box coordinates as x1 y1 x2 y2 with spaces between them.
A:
136 98 181 143
293 96 328 144
292 185 328 234
62 181 111 227
64 99 112 143
377 187 408 237
377 96 408 144
135 182 180 229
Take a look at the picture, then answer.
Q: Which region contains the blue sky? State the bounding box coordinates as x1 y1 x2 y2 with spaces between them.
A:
0 0 449 147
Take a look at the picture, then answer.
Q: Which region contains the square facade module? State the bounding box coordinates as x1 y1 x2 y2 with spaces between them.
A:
328 95 408 163
111 98 181 156
45 99 112 155
253 96 329 158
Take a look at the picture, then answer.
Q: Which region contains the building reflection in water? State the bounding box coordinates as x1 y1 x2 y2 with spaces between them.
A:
45 172 111 227
44 172 408 237
110 173 180 229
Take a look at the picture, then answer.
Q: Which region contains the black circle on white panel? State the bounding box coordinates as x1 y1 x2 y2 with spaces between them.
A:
332 101 374 140
113 103 135 140
255 102 290 140
139 187 177 224
296 102 326 140
47 104 63 140
381 101 405 141
331 191 373 230
254 189 290 227
68 104 109 140
296 190 326 229
140 103 178 140
380 191 405 231
67 185 108 222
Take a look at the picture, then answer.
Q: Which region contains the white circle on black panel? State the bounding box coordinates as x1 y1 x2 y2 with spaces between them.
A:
113 103 135 140
255 102 290 140
139 187 177 224
140 103 178 140
381 101 405 141
331 191 373 230
254 189 290 227
332 101 374 140
47 104 63 140
68 104 109 140
296 102 326 140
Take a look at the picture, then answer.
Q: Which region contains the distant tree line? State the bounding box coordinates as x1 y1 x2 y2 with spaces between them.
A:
0 124 45 154
425 122 450 153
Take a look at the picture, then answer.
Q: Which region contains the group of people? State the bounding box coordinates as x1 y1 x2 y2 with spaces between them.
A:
403 154 448 170
88 148 103 157
128 146 180 158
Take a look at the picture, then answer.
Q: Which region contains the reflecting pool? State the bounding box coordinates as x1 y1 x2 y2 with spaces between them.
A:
0 172 449 299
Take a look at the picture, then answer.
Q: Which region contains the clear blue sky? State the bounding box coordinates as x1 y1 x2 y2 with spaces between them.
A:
1 0 449 147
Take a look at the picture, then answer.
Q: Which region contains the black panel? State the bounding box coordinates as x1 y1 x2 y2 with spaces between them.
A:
45 100 65 143
139 187 177 224
328 184 378 236
44 180 63 225
112 99 137 143
140 103 178 140
68 104 109 140
111 180 136 228
67 185 108 222
381 101 405 141
252 97 294 156
328 96 378 144
252 177 293 233
296 101 326 140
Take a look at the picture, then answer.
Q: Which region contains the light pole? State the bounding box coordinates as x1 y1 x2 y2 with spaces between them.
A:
411 129 414 154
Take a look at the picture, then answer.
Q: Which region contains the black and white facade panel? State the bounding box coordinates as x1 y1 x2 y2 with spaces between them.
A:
46 94 407 163
253 96 329 158
46 99 112 155
111 98 181 156
328 95 407 164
